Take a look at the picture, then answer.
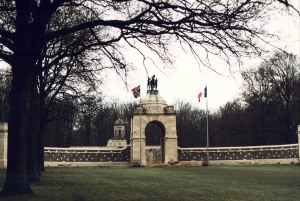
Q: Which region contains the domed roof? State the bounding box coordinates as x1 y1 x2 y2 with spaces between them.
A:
138 90 168 113
114 118 125 126
141 90 167 106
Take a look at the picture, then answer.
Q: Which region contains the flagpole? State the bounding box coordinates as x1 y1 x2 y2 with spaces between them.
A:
206 86 209 166
139 88 142 166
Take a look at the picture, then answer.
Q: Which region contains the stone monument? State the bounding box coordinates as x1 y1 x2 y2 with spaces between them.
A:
130 76 178 165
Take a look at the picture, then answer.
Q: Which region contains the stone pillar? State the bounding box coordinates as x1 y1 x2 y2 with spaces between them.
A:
164 137 178 163
130 137 146 165
0 122 8 169
298 125 300 159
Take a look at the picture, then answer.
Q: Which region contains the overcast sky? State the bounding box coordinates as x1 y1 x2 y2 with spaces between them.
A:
102 2 300 111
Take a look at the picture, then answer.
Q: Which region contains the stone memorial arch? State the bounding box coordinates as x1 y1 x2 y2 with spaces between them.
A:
130 88 178 165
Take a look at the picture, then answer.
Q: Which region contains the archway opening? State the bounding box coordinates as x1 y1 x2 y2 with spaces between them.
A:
145 121 165 163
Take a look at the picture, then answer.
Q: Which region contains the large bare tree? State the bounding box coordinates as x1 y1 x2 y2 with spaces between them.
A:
0 0 298 196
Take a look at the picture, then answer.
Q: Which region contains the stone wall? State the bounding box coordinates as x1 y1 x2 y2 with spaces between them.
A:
44 143 299 166
44 146 130 163
178 144 299 165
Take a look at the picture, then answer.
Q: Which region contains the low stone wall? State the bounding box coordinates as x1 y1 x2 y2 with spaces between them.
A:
45 144 299 166
44 146 131 167
178 144 299 165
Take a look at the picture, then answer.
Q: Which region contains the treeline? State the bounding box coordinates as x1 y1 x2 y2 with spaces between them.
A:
43 100 135 147
1 52 299 148
177 52 300 147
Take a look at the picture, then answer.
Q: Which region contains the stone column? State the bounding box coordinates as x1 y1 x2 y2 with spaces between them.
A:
0 122 8 169
298 125 300 159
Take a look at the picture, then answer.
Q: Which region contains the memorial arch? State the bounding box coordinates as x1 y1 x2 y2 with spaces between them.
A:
130 89 178 165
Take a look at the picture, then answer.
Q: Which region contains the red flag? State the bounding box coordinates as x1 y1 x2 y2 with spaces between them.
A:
198 92 202 102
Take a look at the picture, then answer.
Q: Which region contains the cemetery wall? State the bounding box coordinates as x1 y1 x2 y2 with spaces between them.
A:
44 146 131 167
178 144 299 165
43 143 299 167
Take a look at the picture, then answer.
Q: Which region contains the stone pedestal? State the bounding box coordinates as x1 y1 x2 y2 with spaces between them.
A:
0 122 8 169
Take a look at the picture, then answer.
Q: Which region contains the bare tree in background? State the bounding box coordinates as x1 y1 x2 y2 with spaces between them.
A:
242 52 300 144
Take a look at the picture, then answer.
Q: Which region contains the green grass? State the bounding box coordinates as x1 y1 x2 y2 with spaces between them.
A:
0 165 299 201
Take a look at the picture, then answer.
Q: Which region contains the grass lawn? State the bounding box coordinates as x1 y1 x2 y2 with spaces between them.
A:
0 165 299 201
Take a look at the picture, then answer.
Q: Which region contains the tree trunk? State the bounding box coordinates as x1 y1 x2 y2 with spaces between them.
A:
0 62 33 195
85 116 91 146
0 0 36 194
37 98 47 173
37 123 45 173
27 76 40 182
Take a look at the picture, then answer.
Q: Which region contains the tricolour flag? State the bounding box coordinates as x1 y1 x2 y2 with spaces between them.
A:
131 85 140 98
198 86 207 102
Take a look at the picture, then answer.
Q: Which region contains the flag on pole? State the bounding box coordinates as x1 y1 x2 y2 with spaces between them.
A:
131 85 140 98
198 92 202 102
198 86 207 102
